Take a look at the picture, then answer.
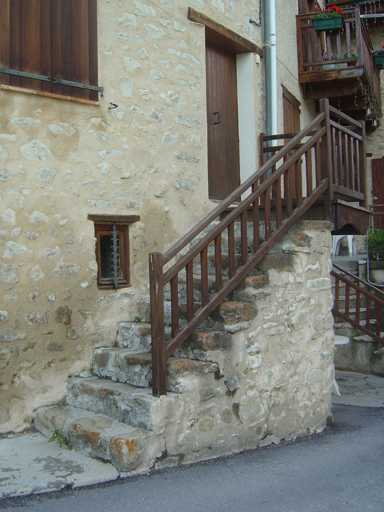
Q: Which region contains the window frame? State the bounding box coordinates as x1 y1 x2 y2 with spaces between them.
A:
88 215 140 291
95 223 130 290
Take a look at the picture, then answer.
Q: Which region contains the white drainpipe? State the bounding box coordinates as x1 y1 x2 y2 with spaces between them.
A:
264 0 278 137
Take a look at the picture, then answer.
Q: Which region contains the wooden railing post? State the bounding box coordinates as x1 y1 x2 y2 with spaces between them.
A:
149 252 166 396
319 98 333 220
360 120 368 209
355 8 363 66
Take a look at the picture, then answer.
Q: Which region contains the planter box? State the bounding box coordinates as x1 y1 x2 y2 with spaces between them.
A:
373 51 384 70
313 16 343 32
369 261 384 285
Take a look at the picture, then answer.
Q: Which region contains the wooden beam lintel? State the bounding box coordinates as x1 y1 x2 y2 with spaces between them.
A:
188 7 263 57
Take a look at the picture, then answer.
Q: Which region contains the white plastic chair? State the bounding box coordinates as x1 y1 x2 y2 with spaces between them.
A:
332 235 356 257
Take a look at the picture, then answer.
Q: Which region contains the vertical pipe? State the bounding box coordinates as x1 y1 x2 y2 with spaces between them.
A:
264 0 277 137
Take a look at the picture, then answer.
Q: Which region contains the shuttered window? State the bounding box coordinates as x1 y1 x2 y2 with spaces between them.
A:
0 0 99 101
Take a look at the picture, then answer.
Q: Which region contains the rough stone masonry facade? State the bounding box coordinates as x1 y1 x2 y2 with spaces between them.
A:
142 221 335 468
0 0 335 440
0 0 264 433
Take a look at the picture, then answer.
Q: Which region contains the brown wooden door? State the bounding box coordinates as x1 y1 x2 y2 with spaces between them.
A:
372 156 384 230
206 40 240 200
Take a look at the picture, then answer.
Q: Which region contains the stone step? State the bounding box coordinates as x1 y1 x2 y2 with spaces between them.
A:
66 377 161 432
116 322 171 351
189 220 269 255
164 274 217 302
164 272 270 304
211 301 257 332
174 330 233 360
92 350 220 393
34 405 147 472
191 252 261 277
126 297 258 340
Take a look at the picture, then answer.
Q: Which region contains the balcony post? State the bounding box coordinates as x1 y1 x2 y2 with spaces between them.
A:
360 120 368 209
319 98 333 220
355 8 363 65
149 252 167 396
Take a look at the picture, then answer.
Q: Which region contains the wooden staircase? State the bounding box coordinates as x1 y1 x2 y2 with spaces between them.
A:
34 100 369 472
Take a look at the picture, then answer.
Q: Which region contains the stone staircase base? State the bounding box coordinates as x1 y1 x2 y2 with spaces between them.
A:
34 220 335 476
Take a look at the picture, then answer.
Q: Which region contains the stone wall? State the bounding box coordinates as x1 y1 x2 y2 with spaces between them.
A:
0 0 331 434
121 220 335 470
35 219 335 473
0 0 264 433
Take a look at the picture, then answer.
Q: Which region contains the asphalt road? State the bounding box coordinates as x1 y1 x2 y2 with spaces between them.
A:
1 404 383 512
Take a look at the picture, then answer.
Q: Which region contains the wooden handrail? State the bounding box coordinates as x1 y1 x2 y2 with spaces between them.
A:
333 263 384 299
331 265 384 345
163 113 326 265
149 99 368 396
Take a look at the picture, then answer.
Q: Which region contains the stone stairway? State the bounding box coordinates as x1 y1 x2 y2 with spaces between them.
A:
33 220 335 474
33 227 263 473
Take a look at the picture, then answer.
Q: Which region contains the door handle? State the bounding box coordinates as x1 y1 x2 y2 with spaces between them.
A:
214 111 221 124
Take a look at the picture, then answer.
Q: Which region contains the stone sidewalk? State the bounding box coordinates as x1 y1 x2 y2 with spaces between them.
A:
1 370 383 500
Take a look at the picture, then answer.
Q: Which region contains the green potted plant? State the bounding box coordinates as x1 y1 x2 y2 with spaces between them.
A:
343 52 357 66
312 6 344 32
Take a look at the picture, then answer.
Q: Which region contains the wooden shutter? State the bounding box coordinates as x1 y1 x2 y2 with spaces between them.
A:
0 0 98 100
0 0 51 92
51 0 98 101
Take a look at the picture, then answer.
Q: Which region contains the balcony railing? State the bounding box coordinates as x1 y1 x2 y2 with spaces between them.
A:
297 8 381 121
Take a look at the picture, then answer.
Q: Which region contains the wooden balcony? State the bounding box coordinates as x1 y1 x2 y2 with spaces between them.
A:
297 8 382 126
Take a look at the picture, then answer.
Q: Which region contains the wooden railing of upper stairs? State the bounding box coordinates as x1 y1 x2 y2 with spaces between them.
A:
332 263 384 345
149 99 368 396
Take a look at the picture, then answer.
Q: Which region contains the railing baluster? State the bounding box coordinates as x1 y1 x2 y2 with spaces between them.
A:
331 127 338 186
306 149 313 196
296 158 303 207
200 247 209 307
366 297 371 331
335 277 340 312
337 130 343 186
170 275 179 338
376 305 381 338
315 139 321 188
186 260 194 322
286 168 293 217
346 21 351 56
343 133 350 189
276 175 282 229
336 32 342 58
348 135 354 191
345 283 350 316
264 188 271 240
149 252 166 397
228 222 235 279
215 234 223 292
355 289 360 325
241 210 248 265
354 138 360 192
252 183 260 252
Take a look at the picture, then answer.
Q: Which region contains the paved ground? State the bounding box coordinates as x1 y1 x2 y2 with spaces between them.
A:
0 370 383 509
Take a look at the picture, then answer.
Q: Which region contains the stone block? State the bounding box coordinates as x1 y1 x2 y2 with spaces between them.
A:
257 253 295 272
109 431 146 472
66 377 160 431
93 349 152 388
35 405 146 472
212 301 257 325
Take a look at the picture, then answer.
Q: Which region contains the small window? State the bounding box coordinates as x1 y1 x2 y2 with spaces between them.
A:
88 215 140 290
